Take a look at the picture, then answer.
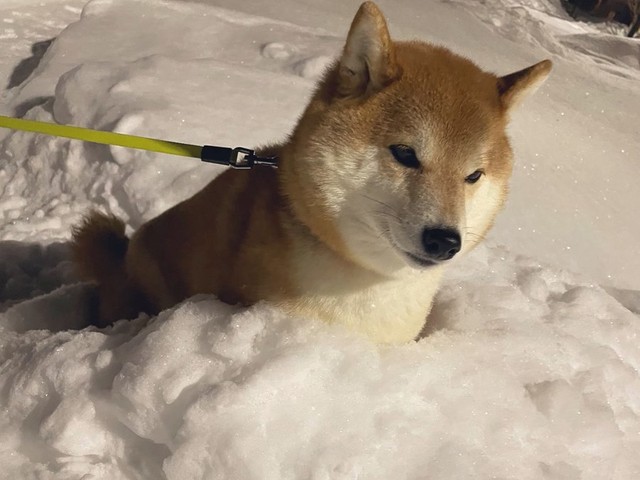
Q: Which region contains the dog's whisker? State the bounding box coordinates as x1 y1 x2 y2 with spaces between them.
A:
361 194 398 215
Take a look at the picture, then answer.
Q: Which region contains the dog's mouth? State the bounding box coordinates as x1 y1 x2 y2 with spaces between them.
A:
386 232 439 269
403 251 439 268
378 219 445 270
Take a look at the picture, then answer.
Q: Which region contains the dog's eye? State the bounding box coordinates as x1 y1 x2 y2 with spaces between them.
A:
465 170 484 184
389 144 420 169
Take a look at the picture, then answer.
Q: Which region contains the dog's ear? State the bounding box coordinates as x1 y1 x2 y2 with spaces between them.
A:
337 2 401 98
497 60 552 111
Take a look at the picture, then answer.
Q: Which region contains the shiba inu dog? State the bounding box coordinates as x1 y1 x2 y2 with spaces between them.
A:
72 2 551 343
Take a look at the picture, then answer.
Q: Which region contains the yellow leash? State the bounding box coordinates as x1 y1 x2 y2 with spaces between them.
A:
0 115 277 169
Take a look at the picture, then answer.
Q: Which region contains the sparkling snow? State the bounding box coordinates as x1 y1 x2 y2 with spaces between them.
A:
1 0 639 478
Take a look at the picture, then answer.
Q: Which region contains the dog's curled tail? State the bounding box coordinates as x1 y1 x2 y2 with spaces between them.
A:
71 211 129 284
72 211 141 326
72 211 149 326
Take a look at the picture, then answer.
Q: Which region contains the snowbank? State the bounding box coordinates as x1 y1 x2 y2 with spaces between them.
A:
2 245 640 479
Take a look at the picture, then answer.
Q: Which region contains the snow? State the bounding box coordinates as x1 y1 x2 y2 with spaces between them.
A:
0 0 639 478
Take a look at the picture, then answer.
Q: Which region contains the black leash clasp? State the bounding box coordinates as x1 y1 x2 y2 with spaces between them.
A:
229 147 256 169
201 145 278 169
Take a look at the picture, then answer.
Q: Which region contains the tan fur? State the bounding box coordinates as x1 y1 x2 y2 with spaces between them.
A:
72 2 551 343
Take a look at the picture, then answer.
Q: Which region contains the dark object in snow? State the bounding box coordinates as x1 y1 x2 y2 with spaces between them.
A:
563 0 632 24
561 0 640 37
8 39 54 89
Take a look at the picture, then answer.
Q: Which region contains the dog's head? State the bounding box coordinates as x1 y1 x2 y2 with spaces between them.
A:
282 1 551 275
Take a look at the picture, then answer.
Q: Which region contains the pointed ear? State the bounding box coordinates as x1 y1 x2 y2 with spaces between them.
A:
498 60 552 111
337 2 401 98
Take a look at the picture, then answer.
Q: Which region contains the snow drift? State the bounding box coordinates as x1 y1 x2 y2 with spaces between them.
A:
2 245 640 479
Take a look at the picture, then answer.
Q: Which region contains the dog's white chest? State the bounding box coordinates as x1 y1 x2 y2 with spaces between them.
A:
286 249 444 343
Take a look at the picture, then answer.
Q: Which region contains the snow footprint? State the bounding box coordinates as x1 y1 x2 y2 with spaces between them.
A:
291 55 333 79
261 42 333 79
261 42 295 60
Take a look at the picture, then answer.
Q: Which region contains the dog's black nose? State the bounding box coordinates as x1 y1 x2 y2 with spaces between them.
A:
421 228 461 261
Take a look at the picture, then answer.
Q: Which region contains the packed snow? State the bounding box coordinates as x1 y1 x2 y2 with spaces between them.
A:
0 0 639 478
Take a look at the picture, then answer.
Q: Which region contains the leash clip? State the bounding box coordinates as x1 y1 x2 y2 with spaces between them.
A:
230 147 278 169
200 145 278 169
229 147 255 169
